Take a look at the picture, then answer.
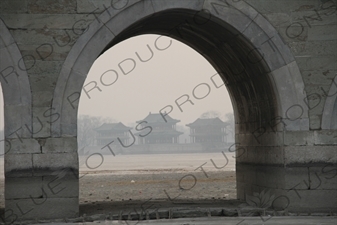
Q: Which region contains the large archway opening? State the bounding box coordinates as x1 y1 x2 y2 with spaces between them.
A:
73 9 282 216
49 1 310 219
77 34 237 216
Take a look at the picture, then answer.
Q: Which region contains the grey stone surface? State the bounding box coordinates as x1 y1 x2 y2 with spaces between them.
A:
203 0 253 33
5 153 33 177
28 0 77 14
314 130 337 145
322 76 337 129
5 138 40 155
0 0 28 14
43 137 77 153
104 0 154 35
286 189 337 211
5 176 44 199
245 0 322 14
152 0 204 12
32 152 78 175
284 131 314 146
42 174 79 198
296 56 337 71
1 0 337 221
5 197 79 222
284 146 337 165
76 0 112 13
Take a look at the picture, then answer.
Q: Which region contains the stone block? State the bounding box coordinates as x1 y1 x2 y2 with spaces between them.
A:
1 14 95 29
236 163 257 185
105 0 154 36
308 114 321 130
0 20 16 48
286 189 337 212
29 74 58 92
5 197 79 222
28 0 76 14
5 138 40 155
4 105 32 139
77 0 132 13
264 146 284 165
43 173 79 198
296 56 337 71
244 0 321 14
32 107 51 138
42 137 77 153
0 0 28 13
32 152 78 176
5 153 33 177
309 166 337 190
314 130 337 145
11 29 71 45
5 177 43 199
284 167 310 190
243 18 286 71
264 12 291 27
302 70 337 86
307 24 337 41
276 25 309 43
203 0 253 33
152 0 204 12
26 60 64 76
32 91 53 107
284 131 314 146
256 166 286 189
17 43 71 62
284 146 337 165
291 10 337 27
288 40 337 57
70 25 114 75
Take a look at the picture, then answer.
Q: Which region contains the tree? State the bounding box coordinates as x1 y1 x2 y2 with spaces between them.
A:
77 115 115 148
200 110 222 119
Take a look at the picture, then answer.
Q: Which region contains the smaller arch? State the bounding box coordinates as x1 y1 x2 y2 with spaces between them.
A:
322 76 337 129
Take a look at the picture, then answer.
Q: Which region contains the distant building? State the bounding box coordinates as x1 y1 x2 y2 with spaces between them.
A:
136 112 183 144
186 117 228 143
95 122 131 146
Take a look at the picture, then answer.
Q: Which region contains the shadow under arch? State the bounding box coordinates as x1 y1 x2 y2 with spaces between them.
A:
52 0 310 211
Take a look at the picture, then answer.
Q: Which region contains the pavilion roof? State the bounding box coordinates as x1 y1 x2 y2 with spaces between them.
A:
137 112 180 124
186 117 229 127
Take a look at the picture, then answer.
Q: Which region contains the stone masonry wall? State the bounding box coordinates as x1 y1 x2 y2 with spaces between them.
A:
0 0 336 222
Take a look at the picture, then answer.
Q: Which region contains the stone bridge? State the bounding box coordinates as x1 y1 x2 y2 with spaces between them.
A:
0 0 336 222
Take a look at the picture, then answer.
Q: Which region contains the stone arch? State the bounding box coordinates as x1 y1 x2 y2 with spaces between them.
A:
51 0 310 209
0 18 32 139
322 76 337 129
52 0 308 138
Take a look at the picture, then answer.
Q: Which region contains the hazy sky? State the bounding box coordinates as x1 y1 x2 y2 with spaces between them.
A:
78 34 233 126
0 34 233 129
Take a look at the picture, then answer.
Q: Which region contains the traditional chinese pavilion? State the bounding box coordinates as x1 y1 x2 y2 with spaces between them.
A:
136 112 183 144
186 117 228 143
95 122 131 146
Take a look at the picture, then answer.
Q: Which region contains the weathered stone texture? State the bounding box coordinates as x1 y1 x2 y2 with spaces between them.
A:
28 0 77 14
0 0 28 14
5 198 79 221
0 0 336 221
